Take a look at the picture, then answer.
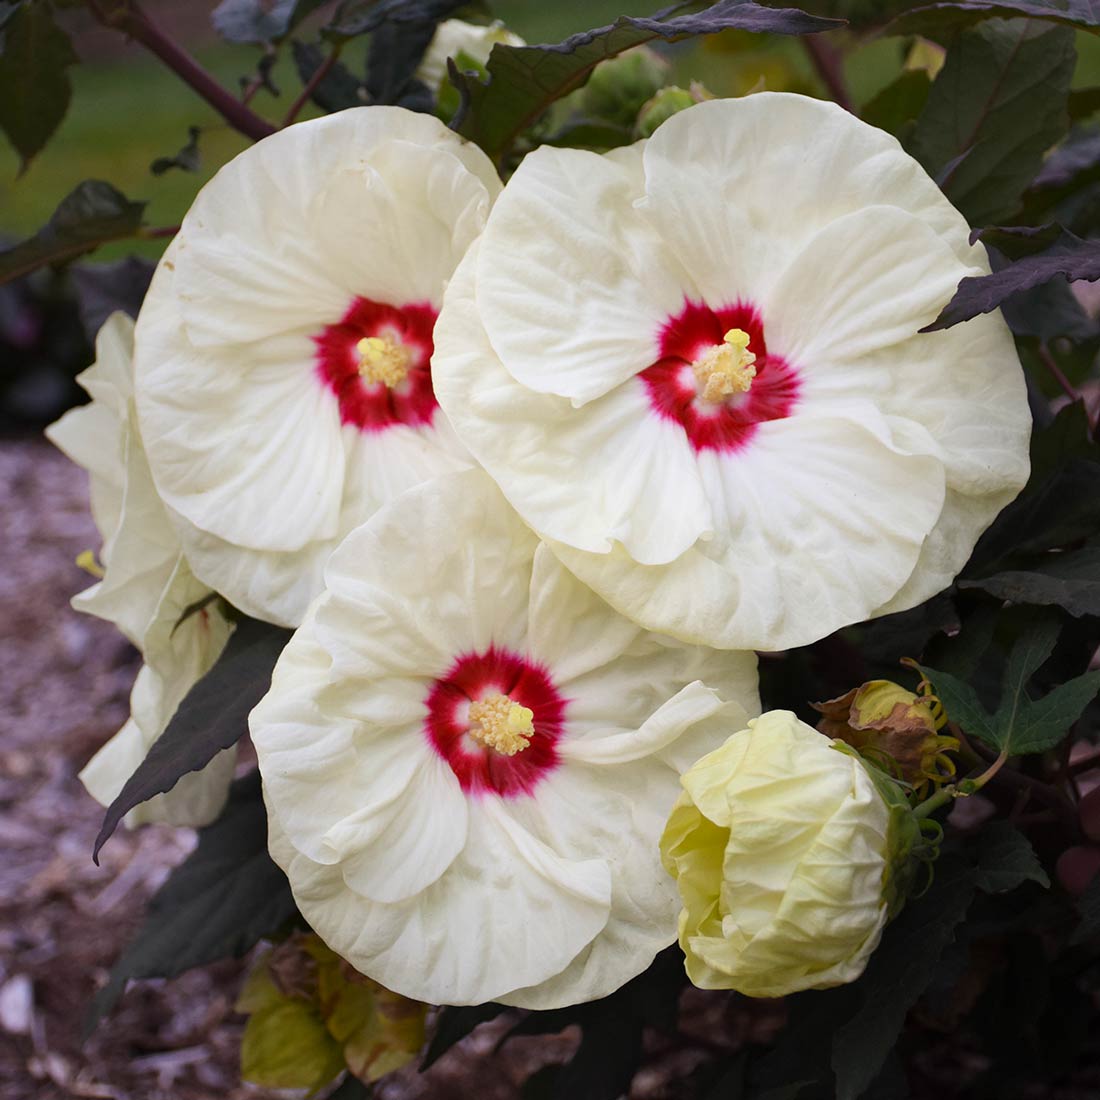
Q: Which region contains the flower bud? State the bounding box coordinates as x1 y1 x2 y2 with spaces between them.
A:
582 47 671 128
660 711 922 998
814 679 958 791
634 83 712 139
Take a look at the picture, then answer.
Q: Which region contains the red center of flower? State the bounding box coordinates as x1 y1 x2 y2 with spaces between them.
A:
640 299 800 453
314 297 438 433
424 645 566 798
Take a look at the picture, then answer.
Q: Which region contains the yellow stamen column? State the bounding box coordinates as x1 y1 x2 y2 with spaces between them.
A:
693 328 757 403
357 335 413 388
468 693 535 756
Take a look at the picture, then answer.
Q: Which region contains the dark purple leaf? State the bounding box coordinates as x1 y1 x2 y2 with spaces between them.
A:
889 0 1100 36
93 616 292 862
924 226 1100 330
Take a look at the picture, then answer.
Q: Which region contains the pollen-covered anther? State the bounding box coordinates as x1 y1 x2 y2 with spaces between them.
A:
468 692 535 756
357 334 414 388
693 327 757 403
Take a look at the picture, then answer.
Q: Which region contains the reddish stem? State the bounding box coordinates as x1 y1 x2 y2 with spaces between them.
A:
281 46 342 128
85 0 275 142
141 225 180 239
802 36 853 113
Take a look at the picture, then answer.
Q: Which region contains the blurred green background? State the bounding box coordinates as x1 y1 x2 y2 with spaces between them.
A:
4 0 1100 258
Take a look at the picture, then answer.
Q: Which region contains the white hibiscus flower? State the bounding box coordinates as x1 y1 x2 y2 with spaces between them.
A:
133 107 501 628
46 313 235 827
415 19 525 93
250 470 760 1008
432 93 1032 652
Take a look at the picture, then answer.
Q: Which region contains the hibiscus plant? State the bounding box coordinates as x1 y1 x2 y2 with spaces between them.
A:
5 0 1100 1097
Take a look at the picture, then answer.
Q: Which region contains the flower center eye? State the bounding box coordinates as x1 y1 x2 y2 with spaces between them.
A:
357 334 413 388
467 692 535 756
692 328 757 404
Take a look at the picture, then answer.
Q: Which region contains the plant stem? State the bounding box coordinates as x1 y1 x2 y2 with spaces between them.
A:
914 751 1008 819
802 36 853 113
914 785 957 819
1039 343 1086 409
84 0 276 142
140 224 180 239
281 45 342 128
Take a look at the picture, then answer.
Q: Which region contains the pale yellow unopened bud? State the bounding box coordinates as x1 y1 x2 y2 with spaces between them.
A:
660 710 917 998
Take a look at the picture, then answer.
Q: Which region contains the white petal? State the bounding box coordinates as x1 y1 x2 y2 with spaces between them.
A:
562 682 731 765
328 750 468 904
268 799 611 1006
174 518 332 629
527 546 760 755
434 242 711 563
339 418 472 538
764 205 984 378
45 313 134 542
317 469 537 674
249 611 422 866
474 143 695 405
172 109 500 346
641 94 980 308
135 263 346 554
496 761 679 1009
526 543 645 685
870 319 1031 616
554 413 946 651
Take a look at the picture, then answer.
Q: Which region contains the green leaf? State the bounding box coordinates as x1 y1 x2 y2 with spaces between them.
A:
1009 668 1100 752
0 180 146 285
88 772 298 1026
150 125 201 176
918 664 1002 745
93 616 292 862
241 999 345 1091
421 1003 508 1068
0 0 78 170
923 227 1100 330
212 0 330 43
890 0 1100 36
998 615 1060 722
973 822 1050 892
860 69 931 140
449 1 842 162
922 617 1099 754
831 859 976 1100
961 540 1100 617
909 18 1074 227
